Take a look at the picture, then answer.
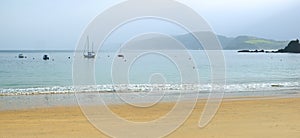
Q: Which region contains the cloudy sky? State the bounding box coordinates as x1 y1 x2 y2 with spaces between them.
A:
0 0 299 50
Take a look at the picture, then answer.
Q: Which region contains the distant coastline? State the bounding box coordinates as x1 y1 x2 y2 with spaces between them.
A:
238 38 300 53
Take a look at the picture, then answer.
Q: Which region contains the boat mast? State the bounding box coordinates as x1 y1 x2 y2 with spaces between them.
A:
84 36 89 54
87 36 90 52
92 42 94 53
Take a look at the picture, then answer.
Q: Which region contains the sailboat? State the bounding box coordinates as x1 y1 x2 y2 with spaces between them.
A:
83 36 96 59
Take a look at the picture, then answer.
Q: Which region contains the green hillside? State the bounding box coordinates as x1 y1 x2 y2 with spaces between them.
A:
224 36 288 50
126 32 288 50
175 33 288 50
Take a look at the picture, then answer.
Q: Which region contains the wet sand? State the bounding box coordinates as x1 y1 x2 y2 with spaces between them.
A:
0 97 299 138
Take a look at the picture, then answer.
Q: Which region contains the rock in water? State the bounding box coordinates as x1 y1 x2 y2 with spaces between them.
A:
277 39 300 53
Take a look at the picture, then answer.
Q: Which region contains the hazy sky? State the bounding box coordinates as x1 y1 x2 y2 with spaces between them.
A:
0 0 299 50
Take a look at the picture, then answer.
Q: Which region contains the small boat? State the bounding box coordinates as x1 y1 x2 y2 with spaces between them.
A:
118 54 124 58
18 54 25 58
43 55 50 60
84 51 96 59
83 36 96 59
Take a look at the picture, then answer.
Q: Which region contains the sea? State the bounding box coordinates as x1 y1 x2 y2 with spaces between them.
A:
1 50 300 110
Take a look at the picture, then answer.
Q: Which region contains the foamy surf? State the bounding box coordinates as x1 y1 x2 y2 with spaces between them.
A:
0 82 299 96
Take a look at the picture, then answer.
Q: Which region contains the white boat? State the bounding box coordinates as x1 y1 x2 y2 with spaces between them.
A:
84 51 95 59
83 36 96 59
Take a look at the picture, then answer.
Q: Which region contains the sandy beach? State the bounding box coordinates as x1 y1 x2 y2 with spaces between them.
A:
0 97 299 138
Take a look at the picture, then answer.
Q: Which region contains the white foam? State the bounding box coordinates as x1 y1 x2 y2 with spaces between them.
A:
0 81 299 96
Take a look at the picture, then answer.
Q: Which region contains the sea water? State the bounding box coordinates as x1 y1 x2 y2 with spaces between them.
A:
0 50 300 110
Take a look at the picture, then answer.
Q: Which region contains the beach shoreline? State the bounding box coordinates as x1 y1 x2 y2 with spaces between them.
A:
1 89 299 111
1 96 299 138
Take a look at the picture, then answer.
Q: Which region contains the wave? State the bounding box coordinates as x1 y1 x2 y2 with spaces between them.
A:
0 81 299 96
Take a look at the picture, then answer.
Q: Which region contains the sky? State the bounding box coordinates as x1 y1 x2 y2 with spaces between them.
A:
0 0 299 50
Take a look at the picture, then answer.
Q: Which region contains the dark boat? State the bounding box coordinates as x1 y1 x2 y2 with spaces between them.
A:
43 55 50 60
18 54 25 58
118 54 124 58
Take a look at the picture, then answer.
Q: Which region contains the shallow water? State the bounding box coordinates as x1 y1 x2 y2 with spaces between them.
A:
1 50 300 93
1 50 300 110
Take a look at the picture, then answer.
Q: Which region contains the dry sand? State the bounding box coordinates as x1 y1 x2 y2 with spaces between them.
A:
0 97 299 138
